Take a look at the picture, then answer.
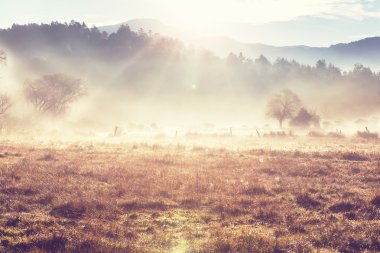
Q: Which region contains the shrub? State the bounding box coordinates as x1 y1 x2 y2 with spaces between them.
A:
50 201 87 219
307 131 324 137
357 131 378 139
296 194 322 210
243 186 269 196
329 202 356 213
342 152 369 161
371 195 380 207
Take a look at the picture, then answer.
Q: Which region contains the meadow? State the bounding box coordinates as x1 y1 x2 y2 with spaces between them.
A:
0 135 379 252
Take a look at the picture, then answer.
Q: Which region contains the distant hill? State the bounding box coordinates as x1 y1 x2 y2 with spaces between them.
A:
194 36 380 70
330 37 380 56
100 19 380 70
101 19 179 37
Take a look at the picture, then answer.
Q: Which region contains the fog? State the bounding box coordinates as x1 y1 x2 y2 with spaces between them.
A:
0 22 379 137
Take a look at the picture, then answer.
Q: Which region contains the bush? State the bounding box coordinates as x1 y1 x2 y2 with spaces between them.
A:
307 131 324 137
296 194 322 210
329 202 356 213
342 152 369 161
290 107 320 128
357 131 378 139
50 201 87 219
371 195 380 207
327 132 345 138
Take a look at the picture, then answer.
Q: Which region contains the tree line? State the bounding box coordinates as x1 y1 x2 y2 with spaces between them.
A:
1 21 380 126
0 21 379 82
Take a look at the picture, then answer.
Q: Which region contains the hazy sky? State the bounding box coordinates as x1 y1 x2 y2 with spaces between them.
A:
1 0 380 46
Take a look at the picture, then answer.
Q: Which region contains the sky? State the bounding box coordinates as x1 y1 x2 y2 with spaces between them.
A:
1 0 380 46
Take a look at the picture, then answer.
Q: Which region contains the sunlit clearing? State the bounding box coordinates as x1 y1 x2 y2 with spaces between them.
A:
170 239 188 253
1 3 380 252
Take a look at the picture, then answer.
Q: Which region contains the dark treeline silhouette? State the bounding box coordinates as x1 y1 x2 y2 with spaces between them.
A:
0 21 150 60
1 21 380 121
1 21 380 86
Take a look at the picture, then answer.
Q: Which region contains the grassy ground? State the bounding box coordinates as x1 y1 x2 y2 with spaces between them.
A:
0 137 379 252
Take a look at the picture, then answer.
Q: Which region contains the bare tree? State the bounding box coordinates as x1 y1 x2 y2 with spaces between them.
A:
266 89 302 128
0 94 11 116
0 50 5 63
24 73 86 115
0 51 11 118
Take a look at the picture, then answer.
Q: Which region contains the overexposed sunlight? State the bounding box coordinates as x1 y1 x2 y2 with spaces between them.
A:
170 239 188 253
148 0 367 34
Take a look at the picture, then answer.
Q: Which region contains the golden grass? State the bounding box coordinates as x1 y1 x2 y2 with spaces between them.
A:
0 138 379 252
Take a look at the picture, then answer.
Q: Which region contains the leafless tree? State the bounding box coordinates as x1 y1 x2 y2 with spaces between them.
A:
266 89 302 128
0 51 11 118
0 50 5 63
24 73 86 115
0 94 11 116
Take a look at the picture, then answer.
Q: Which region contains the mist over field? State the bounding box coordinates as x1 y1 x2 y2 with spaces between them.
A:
0 21 380 136
0 1 380 252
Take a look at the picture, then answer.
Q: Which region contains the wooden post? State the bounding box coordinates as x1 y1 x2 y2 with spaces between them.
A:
256 129 260 137
114 126 120 137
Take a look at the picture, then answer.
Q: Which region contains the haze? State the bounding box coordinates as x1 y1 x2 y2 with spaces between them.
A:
0 1 380 133
1 1 380 253
2 0 380 46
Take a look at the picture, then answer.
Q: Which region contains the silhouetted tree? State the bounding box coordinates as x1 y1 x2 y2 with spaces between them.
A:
226 53 240 66
255 54 271 67
273 58 292 75
316 59 327 71
0 50 5 63
0 51 11 116
349 63 374 83
24 73 86 115
266 89 302 128
255 54 271 71
0 94 11 116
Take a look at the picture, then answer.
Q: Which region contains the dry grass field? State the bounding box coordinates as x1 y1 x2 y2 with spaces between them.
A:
0 136 379 252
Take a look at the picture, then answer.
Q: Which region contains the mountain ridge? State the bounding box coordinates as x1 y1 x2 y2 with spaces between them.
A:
99 19 380 69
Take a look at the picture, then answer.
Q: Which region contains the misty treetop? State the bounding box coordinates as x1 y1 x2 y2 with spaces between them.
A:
0 94 11 117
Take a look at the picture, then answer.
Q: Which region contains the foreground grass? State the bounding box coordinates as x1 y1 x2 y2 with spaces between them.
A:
0 139 379 252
